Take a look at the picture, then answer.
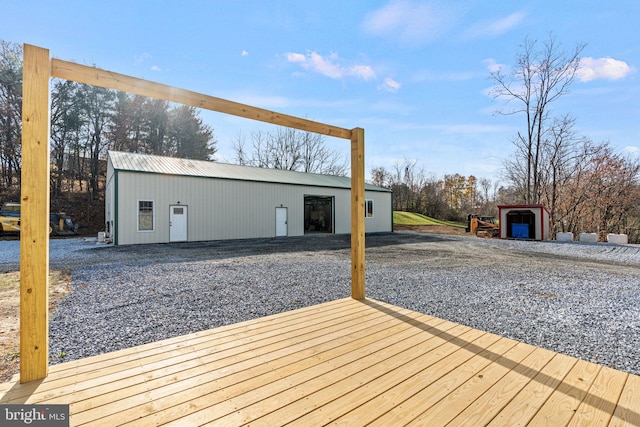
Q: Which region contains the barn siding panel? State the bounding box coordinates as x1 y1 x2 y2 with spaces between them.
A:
109 170 391 245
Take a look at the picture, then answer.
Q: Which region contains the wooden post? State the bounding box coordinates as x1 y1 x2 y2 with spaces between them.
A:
20 44 51 383
350 128 365 300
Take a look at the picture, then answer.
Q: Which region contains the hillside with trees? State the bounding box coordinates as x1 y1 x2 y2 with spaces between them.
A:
369 35 640 243
2 36 639 242
1 41 216 232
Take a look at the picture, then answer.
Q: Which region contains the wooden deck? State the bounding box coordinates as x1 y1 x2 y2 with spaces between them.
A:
1 298 638 426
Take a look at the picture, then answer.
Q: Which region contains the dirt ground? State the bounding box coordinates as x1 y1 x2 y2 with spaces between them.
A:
0 271 71 382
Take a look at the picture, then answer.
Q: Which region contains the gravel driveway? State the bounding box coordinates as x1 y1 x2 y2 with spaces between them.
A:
2 232 639 376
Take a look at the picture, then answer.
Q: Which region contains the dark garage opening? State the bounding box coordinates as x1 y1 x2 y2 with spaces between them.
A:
304 196 333 233
506 210 536 239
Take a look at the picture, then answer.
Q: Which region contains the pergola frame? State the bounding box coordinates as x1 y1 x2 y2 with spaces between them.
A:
20 44 366 383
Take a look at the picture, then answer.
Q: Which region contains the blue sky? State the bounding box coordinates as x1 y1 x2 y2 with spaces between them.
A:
3 1 638 185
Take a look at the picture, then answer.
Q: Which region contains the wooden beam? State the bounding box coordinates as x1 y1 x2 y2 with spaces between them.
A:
20 44 51 382
350 128 365 300
14 47 366 384
50 59 352 140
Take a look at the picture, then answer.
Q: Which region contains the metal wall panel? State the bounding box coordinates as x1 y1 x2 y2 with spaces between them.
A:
110 171 392 245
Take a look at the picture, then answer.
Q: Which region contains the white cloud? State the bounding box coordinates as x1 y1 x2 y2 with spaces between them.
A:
135 52 162 72
483 58 504 73
285 51 376 81
625 146 640 157
465 11 526 38
134 52 152 65
487 12 525 35
361 0 458 46
378 77 402 92
241 50 249 56
350 64 377 81
306 51 344 79
577 57 634 82
286 52 306 63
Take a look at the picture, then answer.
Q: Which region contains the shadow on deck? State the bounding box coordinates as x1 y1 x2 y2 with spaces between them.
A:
1 298 639 426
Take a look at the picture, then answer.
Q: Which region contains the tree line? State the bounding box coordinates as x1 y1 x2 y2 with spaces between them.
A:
370 35 640 242
232 128 348 176
370 160 500 221
1 40 348 211
1 41 216 203
3 37 639 241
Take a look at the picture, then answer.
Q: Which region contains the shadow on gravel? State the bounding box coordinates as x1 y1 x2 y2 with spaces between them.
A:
75 232 462 266
0 232 464 272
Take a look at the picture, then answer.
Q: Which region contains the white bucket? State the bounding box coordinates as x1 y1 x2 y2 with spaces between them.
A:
579 233 597 243
556 232 573 242
607 234 628 244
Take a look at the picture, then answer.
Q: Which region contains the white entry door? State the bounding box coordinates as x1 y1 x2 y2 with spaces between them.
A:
275 207 287 237
169 205 188 242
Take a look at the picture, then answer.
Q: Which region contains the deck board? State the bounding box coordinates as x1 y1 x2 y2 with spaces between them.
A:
1 297 639 426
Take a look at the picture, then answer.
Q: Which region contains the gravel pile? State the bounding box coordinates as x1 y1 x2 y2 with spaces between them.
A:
2 233 639 376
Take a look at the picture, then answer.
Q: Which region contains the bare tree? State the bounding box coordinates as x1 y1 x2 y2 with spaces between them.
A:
389 159 429 212
76 83 115 199
491 34 585 203
369 166 391 188
478 177 492 204
233 126 347 175
0 41 22 193
539 115 593 234
249 130 273 169
50 79 82 195
270 127 303 171
232 131 249 166
300 130 347 175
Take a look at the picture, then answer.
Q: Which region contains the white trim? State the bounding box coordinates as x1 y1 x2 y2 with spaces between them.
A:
137 199 155 232
275 206 288 237
365 199 374 218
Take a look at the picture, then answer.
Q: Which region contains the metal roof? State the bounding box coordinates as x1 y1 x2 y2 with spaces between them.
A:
108 151 391 192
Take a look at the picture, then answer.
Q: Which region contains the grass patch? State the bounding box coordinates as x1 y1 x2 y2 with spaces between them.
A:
0 272 20 289
393 211 465 228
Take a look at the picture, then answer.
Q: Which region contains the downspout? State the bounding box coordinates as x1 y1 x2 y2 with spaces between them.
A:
391 192 394 232
114 171 119 245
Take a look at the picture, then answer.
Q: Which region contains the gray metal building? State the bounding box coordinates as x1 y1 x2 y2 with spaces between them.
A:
105 151 393 245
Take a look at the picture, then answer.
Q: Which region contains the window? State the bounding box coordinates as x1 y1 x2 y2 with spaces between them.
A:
365 199 374 218
138 200 154 231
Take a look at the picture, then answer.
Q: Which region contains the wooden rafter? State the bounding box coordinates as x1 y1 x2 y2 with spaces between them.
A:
50 59 352 140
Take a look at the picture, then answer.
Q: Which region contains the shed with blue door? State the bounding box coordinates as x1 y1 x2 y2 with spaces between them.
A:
497 204 550 241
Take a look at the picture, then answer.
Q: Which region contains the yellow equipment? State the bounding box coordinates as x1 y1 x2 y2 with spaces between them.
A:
466 214 499 237
0 202 78 236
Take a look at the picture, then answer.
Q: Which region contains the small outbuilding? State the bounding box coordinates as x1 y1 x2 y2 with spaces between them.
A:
105 151 393 245
497 204 551 241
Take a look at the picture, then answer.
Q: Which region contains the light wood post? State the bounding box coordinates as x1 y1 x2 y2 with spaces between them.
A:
350 128 365 300
18 46 366 382
20 44 51 383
